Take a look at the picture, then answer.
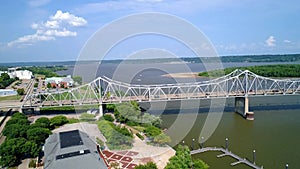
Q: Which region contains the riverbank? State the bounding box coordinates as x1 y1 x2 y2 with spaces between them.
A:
162 72 200 78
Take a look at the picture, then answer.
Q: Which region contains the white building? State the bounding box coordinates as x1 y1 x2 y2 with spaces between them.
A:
0 89 17 97
8 68 33 79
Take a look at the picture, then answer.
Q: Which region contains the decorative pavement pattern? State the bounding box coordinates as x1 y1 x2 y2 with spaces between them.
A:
102 150 139 169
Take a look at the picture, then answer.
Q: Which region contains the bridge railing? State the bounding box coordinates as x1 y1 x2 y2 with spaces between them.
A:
22 69 300 108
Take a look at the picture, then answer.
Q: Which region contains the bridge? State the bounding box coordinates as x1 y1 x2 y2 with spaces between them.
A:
21 69 300 120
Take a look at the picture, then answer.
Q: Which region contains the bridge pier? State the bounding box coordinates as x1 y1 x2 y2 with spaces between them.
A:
99 104 103 117
235 97 254 120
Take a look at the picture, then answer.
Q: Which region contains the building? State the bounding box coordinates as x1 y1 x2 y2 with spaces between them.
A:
44 130 108 169
7 67 33 79
0 89 17 97
45 76 74 88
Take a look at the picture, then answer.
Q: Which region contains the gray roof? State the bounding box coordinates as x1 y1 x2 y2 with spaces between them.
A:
44 130 108 169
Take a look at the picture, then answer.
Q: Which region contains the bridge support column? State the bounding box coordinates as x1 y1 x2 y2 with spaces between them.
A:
235 97 254 120
99 104 103 117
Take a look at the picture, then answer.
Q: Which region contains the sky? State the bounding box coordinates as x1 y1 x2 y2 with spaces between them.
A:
0 0 300 62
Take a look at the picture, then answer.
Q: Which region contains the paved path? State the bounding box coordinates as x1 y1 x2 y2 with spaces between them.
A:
191 147 263 169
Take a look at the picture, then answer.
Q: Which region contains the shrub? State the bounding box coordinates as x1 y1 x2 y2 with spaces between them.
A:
103 114 114 122
144 126 162 137
35 117 51 129
50 115 68 127
136 133 144 140
17 88 25 95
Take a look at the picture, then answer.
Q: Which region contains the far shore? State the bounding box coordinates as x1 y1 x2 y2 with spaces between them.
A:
162 72 202 78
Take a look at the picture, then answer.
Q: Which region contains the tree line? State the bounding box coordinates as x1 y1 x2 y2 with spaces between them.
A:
199 64 300 78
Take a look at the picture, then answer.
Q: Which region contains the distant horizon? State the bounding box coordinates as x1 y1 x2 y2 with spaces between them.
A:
0 53 299 66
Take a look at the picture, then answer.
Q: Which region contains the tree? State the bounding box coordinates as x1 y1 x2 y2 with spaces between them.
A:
12 112 27 119
3 124 29 139
22 141 40 157
193 159 209 169
47 83 51 88
0 138 27 167
135 162 158 169
27 128 51 145
73 76 82 85
35 117 51 129
144 126 162 137
165 145 209 169
50 115 68 127
17 88 25 95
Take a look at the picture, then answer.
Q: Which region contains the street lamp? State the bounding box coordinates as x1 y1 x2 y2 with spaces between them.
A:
192 138 195 150
286 164 288 169
253 150 256 164
225 138 228 150
201 137 204 148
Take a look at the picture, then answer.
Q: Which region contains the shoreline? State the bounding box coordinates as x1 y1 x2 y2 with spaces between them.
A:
162 72 201 78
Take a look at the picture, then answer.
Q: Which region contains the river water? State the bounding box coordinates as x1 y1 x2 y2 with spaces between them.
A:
58 61 300 168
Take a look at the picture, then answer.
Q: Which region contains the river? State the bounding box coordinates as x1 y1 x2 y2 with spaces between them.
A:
58 61 300 168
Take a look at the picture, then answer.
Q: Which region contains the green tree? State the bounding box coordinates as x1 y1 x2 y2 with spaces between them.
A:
22 141 40 157
3 124 29 139
12 112 27 119
35 117 51 129
27 128 51 145
47 83 51 88
144 126 162 137
17 88 25 95
73 76 82 85
0 138 27 167
193 159 209 169
165 145 209 169
50 115 68 127
135 162 158 169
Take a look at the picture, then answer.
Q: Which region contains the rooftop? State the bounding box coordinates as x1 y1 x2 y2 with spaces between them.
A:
44 129 108 169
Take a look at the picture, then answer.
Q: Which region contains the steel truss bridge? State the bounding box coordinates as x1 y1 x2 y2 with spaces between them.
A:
22 69 300 118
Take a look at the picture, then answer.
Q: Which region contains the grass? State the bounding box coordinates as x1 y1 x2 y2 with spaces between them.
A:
0 95 21 101
67 118 80 124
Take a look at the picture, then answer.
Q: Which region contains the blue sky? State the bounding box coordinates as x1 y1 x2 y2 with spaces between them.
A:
0 0 300 62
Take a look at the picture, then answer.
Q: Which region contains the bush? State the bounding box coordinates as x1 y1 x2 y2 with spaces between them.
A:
135 162 158 169
103 114 114 122
17 88 25 95
144 126 162 137
35 117 51 129
50 115 68 127
136 133 144 140
97 120 133 150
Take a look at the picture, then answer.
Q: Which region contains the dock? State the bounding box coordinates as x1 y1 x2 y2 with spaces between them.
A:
191 147 263 169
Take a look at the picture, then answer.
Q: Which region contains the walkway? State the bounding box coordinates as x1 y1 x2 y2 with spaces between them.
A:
191 147 263 169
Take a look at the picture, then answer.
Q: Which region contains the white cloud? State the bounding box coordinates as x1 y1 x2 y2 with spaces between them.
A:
8 34 55 47
7 10 87 47
283 40 291 43
265 36 276 47
50 10 87 27
43 28 77 37
28 0 51 7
